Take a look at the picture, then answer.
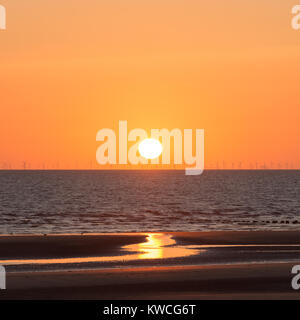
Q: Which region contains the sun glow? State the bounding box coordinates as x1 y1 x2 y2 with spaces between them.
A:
138 138 163 160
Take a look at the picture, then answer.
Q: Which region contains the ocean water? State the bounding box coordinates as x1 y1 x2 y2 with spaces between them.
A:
0 170 299 234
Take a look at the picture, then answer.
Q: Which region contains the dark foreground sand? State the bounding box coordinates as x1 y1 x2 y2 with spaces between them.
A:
0 264 300 300
1 231 300 300
1 263 300 300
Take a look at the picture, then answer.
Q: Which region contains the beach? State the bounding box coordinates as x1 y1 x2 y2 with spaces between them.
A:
1 0 300 308
1 231 300 299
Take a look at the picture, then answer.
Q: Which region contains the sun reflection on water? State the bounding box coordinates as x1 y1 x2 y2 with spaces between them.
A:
123 233 200 260
136 233 175 259
0 233 200 266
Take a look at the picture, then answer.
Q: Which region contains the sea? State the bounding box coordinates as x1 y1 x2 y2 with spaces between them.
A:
0 170 299 234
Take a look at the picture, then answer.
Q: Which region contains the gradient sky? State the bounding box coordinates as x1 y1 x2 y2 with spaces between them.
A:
0 0 299 169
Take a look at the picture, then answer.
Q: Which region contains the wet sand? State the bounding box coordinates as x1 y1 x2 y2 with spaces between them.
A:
1 263 299 300
0 231 300 299
0 233 147 259
171 231 300 245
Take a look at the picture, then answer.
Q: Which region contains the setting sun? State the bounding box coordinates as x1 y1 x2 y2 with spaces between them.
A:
138 139 163 160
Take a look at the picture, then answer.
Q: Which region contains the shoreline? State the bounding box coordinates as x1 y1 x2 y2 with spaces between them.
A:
1 231 300 270
1 231 300 259
2 229 300 239
1 231 300 299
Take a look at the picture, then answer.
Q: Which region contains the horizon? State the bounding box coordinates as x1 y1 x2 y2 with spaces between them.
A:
0 168 298 171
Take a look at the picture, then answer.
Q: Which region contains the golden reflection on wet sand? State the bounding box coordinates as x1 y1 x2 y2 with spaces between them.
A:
129 233 199 260
0 233 200 266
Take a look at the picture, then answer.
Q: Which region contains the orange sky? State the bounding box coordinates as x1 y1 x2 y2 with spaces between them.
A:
0 0 299 169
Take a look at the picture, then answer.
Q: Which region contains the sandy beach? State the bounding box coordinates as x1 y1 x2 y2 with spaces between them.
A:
1 231 300 299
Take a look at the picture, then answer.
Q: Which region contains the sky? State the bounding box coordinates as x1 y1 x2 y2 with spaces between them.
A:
0 0 299 169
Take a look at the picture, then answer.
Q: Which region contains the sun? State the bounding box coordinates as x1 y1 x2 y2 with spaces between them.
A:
138 138 163 160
